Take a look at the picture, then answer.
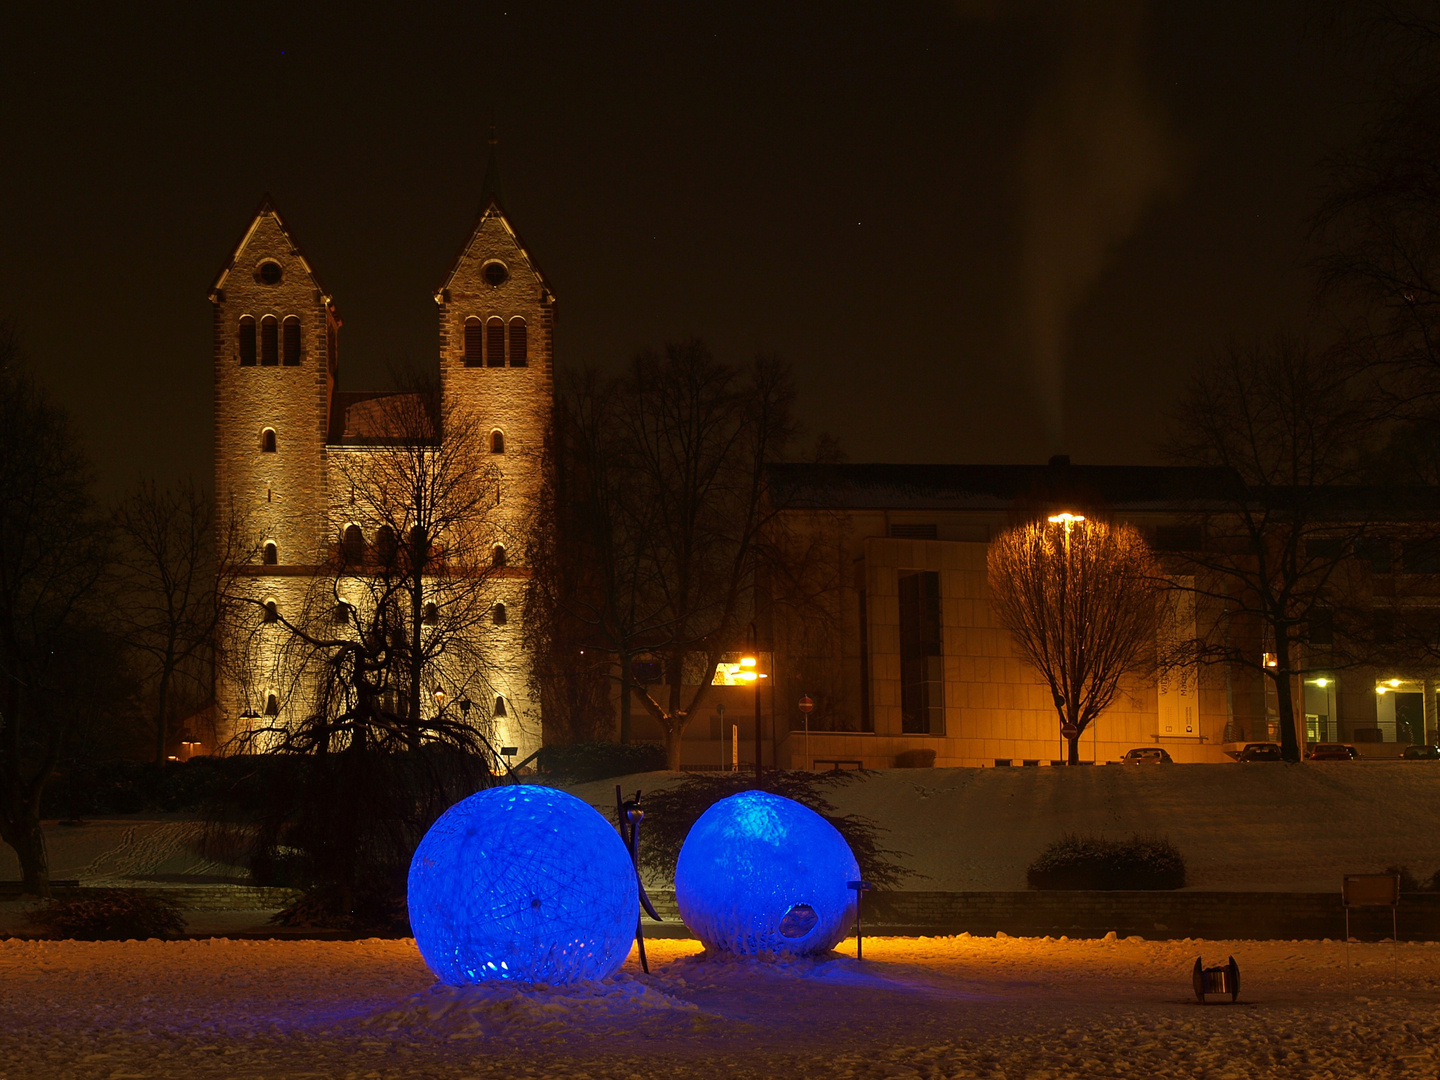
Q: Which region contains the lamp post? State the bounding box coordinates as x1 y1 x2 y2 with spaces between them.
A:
741 622 767 779
798 694 814 771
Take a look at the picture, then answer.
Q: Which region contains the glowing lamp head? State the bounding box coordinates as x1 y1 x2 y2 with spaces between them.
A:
739 656 757 668
407 785 637 985
1390 679 1402 688
1047 512 1085 526
1314 678 1329 688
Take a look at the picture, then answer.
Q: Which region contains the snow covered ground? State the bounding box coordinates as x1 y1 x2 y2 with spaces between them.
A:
2 934 1438 1078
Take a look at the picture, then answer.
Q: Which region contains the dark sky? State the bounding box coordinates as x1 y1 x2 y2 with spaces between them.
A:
0 2 1375 494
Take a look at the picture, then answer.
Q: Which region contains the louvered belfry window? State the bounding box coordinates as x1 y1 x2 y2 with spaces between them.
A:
260 316 279 366
464 318 483 366
487 318 505 367
509 317 527 367
239 317 256 366
282 316 302 365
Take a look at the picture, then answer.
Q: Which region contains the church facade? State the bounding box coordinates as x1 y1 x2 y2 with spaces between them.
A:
209 186 552 762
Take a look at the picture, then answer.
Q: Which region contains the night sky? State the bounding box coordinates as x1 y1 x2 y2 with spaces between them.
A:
0 2 1376 493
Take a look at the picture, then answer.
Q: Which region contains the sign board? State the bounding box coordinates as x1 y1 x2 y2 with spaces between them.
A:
798 695 814 714
1343 873 1400 908
1060 723 1079 740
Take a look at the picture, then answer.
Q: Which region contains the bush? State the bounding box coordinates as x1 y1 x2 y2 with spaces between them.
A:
635 770 907 888
1027 834 1186 890
1385 865 1440 892
537 741 668 782
42 757 254 817
27 890 186 940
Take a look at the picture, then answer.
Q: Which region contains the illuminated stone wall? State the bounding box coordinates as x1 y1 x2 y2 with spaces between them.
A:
212 198 548 760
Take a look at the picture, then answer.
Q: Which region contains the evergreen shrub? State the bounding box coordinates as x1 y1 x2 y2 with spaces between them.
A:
1027 833 1186 890
28 890 186 940
537 741 667 782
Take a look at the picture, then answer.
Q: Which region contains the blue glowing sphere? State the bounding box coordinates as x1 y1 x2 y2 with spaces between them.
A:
407 785 638 985
675 790 860 957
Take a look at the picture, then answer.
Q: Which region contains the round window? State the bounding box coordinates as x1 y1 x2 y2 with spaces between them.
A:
258 261 283 285
483 261 509 287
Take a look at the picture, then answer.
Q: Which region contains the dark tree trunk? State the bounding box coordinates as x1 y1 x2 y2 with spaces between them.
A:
1272 636 1302 763
154 665 172 764
618 654 632 744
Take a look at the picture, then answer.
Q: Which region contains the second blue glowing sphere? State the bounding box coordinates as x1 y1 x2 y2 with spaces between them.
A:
407 785 637 985
675 790 860 957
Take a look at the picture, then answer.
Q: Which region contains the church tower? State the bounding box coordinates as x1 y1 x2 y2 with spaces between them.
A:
434 151 554 759
210 198 338 721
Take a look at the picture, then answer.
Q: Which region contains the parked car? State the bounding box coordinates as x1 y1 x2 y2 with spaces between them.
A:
1121 747 1174 764
1307 743 1360 761
1402 744 1440 760
1237 743 1283 761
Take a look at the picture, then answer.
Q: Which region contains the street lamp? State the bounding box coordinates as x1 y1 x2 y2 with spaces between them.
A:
798 694 814 771
742 623 769 779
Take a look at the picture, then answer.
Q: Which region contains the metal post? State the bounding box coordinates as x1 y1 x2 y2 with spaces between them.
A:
751 623 763 780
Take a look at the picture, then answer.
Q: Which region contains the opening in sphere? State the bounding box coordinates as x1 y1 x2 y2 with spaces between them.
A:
779 903 819 938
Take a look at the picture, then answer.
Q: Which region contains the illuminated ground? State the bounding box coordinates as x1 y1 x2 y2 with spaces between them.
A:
1 935 1437 1078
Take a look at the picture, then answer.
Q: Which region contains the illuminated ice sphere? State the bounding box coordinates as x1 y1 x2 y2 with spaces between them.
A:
407 785 638 985
675 790 860 957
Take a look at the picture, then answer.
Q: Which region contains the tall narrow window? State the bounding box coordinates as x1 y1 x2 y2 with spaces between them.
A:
487 317 505 367
898 570 944 734
261 428 276 453
342 524 365 564
260 316 278 365
282 316 301 365
492 602 507 625
509 317 527 366
492 544 506 568
423 602 439 625
494 695 507 718
263 541 278 566
491 429 505 454
375 525 397 565
464 317 483 366
263 600 278 623
858 588 873 732
264 693 280 716
238 316 256 366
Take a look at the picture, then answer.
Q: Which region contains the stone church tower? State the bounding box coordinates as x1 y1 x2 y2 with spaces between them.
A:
209 171 552 763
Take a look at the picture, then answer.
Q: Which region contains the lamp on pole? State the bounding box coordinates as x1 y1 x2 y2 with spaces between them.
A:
798 694 814 771
741 622 767 779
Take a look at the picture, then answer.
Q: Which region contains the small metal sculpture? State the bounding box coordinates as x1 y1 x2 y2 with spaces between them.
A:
616 786 663 973
1192 956 1240 1003
848 879 875 959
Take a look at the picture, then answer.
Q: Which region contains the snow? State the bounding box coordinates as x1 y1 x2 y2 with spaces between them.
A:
2 933 1438 1078
571 763 1440 891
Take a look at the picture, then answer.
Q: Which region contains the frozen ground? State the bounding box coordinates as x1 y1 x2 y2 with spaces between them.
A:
574 763 1440 891
1 934 1438 1078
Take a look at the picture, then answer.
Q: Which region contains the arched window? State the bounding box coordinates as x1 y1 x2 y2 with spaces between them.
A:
238 316 256 366
492 602 507 625
423 602 439 625
260 316 279 366
264 693 280 716
509 317 527 367
263 541 278 566
332 600 353 624
342 524 365 564
492 544 506 568
263 599 278 623
490 429 505 454
375 525 397 565
282 316 302 365
261 428 276 453
486 317 505 367
464 317 483 367
494 695 507 718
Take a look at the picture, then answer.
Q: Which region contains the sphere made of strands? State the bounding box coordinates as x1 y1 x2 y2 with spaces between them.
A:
675 790 859 957
407 785 637 985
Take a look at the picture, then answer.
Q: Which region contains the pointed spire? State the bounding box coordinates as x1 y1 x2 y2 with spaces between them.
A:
480 118 504 207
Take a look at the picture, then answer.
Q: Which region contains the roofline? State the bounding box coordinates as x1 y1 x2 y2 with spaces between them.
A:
208 193 336 308
434 194 555 302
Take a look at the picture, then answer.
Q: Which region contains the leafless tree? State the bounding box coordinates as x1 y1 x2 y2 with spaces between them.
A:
527 341 808 768
114 478 229 763
1162 336 1376 762
0 321 113 894
988 516 1165 765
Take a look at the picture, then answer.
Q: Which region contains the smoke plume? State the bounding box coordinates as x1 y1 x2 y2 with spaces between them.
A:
1011 1 1181 444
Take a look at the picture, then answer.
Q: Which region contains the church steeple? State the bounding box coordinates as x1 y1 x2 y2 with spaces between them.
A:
480 123 504 208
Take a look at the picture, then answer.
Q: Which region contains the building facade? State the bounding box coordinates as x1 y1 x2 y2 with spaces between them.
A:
210 188 552 761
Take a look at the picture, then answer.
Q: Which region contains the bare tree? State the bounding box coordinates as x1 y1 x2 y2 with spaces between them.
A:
527 341 804 768
1163 336 1375 762
988 516 1165 765
114 478 225 763
0 321 113 894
